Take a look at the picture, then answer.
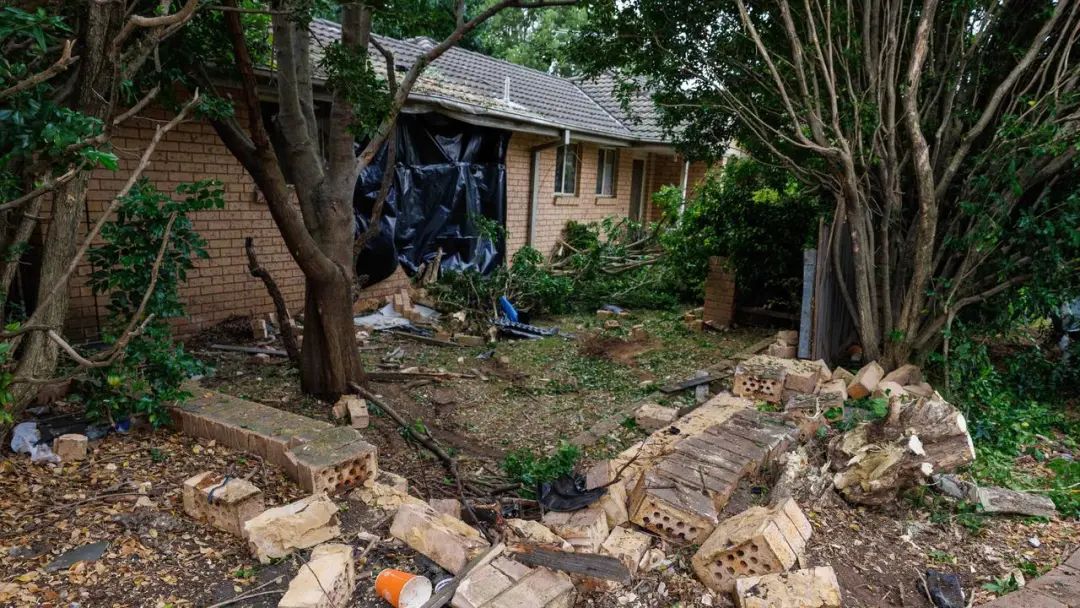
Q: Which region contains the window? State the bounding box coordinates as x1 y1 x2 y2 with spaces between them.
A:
596 148 618 196
554 144 579 195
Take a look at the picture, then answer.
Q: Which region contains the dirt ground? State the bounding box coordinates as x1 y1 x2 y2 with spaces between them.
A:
1 310 1077 607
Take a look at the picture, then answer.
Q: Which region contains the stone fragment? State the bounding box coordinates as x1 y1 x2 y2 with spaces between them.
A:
430 498 462 519
882 363 922 386
278 543 355 608
633 402 679 432
629 325 648 341
733 356 789 403
596 309 615 320
244 494 340 563
182 471 264 538
342 397 368 429
691 498 811 593
390 501 489 574
348 477 421 512
52 434 87 461
847 361 884 400
251 318 270 340
286 426 377 494
541 504 610 553
977 486 1058 519
504 518 574 552
331 399 348 420
482 567 575 608
451 557 533 608
734 566 841 608
599 526 652 577
596 481 629 528
45 541 109 572
767 344 797 359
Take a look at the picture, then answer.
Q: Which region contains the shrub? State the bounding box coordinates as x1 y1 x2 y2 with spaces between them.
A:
74 179 224 427
502 440 581 497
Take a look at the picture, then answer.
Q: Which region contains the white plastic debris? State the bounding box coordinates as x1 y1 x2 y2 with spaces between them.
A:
11 422 60 464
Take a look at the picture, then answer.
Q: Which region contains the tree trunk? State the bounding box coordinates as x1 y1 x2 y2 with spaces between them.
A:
300 272 362 397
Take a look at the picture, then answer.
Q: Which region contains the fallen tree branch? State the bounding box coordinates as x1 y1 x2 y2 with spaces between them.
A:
245 237 301 364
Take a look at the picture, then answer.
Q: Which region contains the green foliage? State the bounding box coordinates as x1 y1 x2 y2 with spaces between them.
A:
320 41 391 137
474 2 589 75
658 158 827 309
75 180 224 427
502 440 581 497
432 246 573 320
983 573 1021 596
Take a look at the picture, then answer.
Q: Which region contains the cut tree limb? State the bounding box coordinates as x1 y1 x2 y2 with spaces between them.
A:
245 237 300 364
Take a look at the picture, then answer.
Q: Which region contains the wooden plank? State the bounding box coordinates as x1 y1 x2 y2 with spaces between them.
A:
209 344 288 357
798 249 816 359
420 543 505 608
387 330 462 347
506 543 631 583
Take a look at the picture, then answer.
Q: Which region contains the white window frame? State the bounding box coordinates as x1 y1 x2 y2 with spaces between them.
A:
596 148 618 196
554 144 579 195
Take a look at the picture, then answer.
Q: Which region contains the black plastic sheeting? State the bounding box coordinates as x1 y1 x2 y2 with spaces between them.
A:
353 113 508 284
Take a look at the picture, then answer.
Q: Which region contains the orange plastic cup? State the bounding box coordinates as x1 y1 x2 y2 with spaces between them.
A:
375 568 432 608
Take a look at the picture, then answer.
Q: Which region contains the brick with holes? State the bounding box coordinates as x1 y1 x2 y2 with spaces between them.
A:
691 498 812 593
732 356 789 403
182 471 264 538
286 427 378 494
628 469 718 544
542 503 610 553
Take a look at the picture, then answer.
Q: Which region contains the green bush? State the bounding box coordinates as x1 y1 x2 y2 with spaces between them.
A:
74 179 224 427
432 245 573 321
502 440 581 498
658 158 827 309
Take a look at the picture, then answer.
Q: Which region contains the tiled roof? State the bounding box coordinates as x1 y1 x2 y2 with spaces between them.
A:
306 19 667 144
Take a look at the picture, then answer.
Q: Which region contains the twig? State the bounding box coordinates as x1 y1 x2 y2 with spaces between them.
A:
205 589 284 608
245 237 301 364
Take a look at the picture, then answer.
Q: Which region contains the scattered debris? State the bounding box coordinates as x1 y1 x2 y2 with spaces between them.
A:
279 543 355 608
976 486 1059 519
44 541 109 573
542 503 610 552
846 361 884 399
390 501 490 574
182 471 264 538
924 569 965 608
375 567 432 608
451 555 529 608
346 396 370 429
431 498 463 519
209 343 289 357
504 519 574 552
244 493 341 563
830 393 975 505
599 526 652 577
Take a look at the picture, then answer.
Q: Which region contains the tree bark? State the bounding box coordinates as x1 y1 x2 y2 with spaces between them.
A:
300 271 362 397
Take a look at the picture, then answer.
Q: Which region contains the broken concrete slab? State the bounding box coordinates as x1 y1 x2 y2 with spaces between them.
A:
733 356 789 403
734 566 841 608
452 557 533 608
541 504 610 553
634 402 679 432
977 486 1058 519
691 498 811 593
182 471 264 538
481 566 576 608
390 501 489 574
847 361 884 400
244 494 340 563
278 543 355 608
286 426 378 494
600 526 652 577
52 434 87 461
504 519 574 552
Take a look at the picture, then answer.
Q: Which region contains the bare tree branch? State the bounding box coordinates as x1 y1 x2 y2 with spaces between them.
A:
0 39 77 100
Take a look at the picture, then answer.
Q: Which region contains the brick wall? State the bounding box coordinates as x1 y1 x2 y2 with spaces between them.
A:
703 256 736 328
65 108 708 340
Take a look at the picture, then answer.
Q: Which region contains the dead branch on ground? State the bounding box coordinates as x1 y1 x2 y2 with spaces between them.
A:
245 237 301 364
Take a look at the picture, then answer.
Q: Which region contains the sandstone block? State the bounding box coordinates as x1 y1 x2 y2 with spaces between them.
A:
182 471 264 538
733 356 789 403
847 361 884 400
603 319 621 329
633 402 678 432
504 518 573 552
831 367 855 384
629 469 718 544
596 309 615 320
775 330 798 347
600 526 652 577
431 498 462 519
251 318 270 340
873 381 909 399
244 494 340 563
782 359 827 394
541 503 609 553
451 557 532 608
734 566 841 608
342 397 368 429
390 501 489 574
278 543 355 608
53 434 87 461
817 379 848 403
596 481 629 528
691 498 811 593
482 567 575 608
767 344 797 359
882 363 922 386
286 426 377 494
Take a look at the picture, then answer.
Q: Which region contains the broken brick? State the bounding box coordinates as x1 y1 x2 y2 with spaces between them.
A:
451 557 532 608
278 543 355 608
182 471 264 538
541 504 609 553
482 567 575 608
599 526 652 577
286 426 378 494
390 501 489 574
733 356 788 403
633 402 679 432
847 361 884 400
52 434 87 461
734 566 841 608
629 469 718 544
244 494 341 563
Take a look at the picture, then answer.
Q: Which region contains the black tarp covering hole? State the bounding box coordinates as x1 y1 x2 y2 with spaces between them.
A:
353 113 508 285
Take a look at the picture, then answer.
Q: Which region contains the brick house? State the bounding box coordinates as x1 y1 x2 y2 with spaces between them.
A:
64 21 710 340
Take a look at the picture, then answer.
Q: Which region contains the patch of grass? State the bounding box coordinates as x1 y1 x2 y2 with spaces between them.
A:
928 550 956 564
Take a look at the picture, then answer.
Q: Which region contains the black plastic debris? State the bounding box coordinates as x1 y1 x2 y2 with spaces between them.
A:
924 569 965 608
491 318 559 340
354 113 508 284
538 474 606 512
45 541 109 572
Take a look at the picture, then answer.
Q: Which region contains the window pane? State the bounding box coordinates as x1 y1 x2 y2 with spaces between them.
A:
596 149 605 194
603 151 615 195
555 145 565 193
564 146 577 194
